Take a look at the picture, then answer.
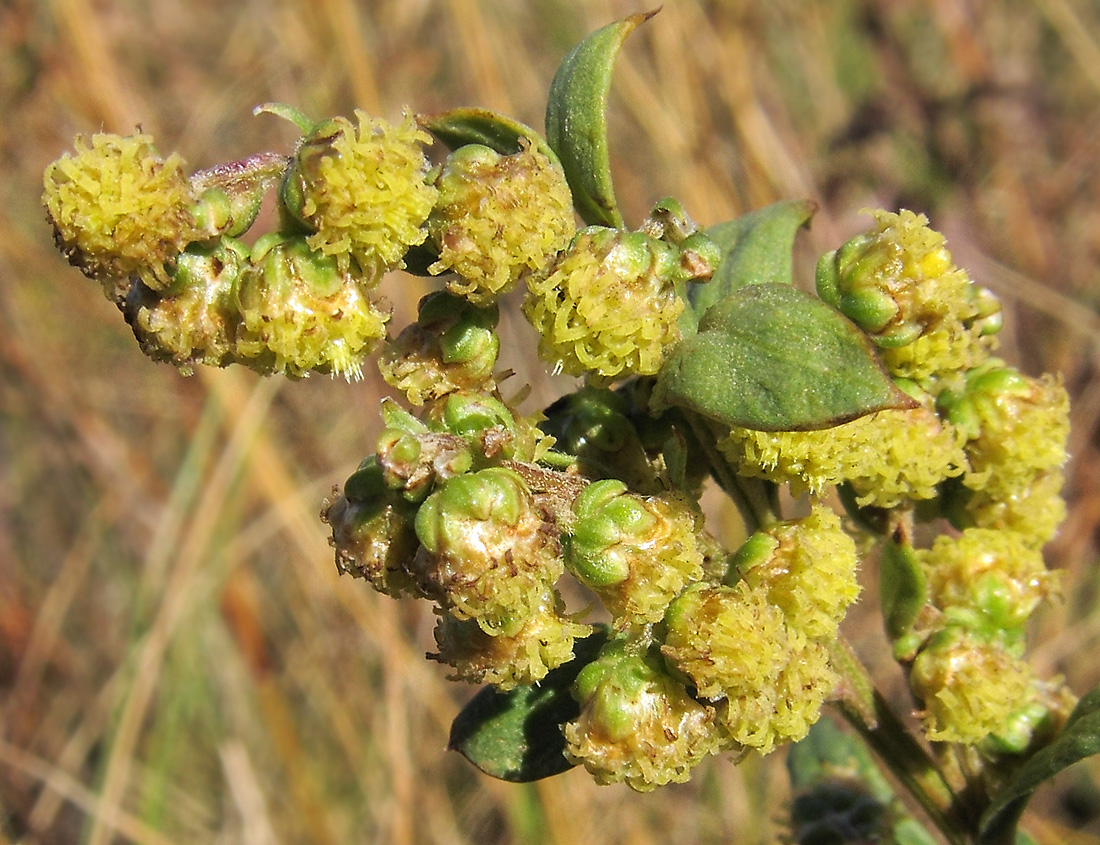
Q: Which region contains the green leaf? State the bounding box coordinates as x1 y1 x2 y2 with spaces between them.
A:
688 199 818 327
653 284 915 431
980 681 1100 841
448 628 608 782
417 108 558 160
879 539 929 659
545 10 658 228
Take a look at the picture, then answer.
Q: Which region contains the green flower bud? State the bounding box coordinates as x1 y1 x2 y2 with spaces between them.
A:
375 424 473 502
426 140 576 305
280 110 436 275
189 152 288 239
944 364 1070 519
411 467 562 634
721 407 966 508
321 457 421 597
523 226 707 379
378 292 501 403
661 582 837 753
564 481 705 626
121 237 249 373
817 210 1001 367
539 386 658 491
429 595 593 690
909 627 1034 744
731 506 860 640
918 527 1057 635
234 233 389 379
43 132 201 298
564 638 722 791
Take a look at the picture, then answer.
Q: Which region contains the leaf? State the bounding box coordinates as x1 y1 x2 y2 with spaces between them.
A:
879 539 929 657
653 284 915 431
545 10 658 228
417 108 559 161
979 681 1100 841
688 199 819 327
448 628 608 782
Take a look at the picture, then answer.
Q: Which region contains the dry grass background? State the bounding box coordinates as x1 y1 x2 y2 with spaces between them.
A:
4 0 1100 842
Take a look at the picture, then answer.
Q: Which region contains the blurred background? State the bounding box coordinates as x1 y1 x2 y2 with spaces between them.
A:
4 0 1100 842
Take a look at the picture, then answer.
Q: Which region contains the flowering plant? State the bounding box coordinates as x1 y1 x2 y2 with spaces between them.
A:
41 10 1098 843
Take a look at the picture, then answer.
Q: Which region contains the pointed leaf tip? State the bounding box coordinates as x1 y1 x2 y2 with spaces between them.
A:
545 10 660 228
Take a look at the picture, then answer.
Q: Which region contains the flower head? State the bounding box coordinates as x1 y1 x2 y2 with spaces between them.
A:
233 234 389 379
427 141 575 304
524 227 711 379
564 638 722 791
282 111 436 275
43 132 201 297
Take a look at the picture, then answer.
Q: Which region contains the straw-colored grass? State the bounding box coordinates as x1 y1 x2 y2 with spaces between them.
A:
3 1 1100 842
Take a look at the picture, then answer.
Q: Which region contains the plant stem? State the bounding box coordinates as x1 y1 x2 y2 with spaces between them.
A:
829 638 975 845
681 412 778 532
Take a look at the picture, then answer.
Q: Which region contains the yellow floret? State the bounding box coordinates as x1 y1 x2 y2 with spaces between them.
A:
43 132 200 296
428 141 576 305
523 230 683 379
734 506 860 640
720 407 967 508
296 111 437 275
911 631 1034 744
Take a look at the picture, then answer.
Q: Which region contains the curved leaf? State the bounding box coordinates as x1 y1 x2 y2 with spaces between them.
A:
980 682 1100 840
545 10 658 228
653 284 915 431
418 107 558 160
688 199 818 326
448 628 608 782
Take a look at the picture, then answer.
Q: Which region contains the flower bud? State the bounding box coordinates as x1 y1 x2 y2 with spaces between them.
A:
563 638 722 791
720 406 966 508
43 132 201 298
918 527 1057 637
234 233 389 379
426 140 576 304
817 209 1001 385
123 237 249 372
730 506 860 640
375 424 473 503
943 364 1070 511
661 582 836 753
411 467 562 634
429 595 592 690
909 628 1034 744
378 292 500 405
321 457 421 597
189 152 288 239
280 110 436 275
564 481 705 626
523 226 713 379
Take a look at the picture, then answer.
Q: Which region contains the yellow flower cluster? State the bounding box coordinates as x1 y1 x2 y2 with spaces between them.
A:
661 506 858 755
563 641 723 791
234 235 390 379
523 229 684 379
428 141 576 305
43 132 201 297
431 599 591 690
291 111 437 276
910 629 1034 744
720 407 966 508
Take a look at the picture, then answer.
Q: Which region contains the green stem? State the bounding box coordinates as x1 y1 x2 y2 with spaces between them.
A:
829 638 975 845
681 411 778 532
